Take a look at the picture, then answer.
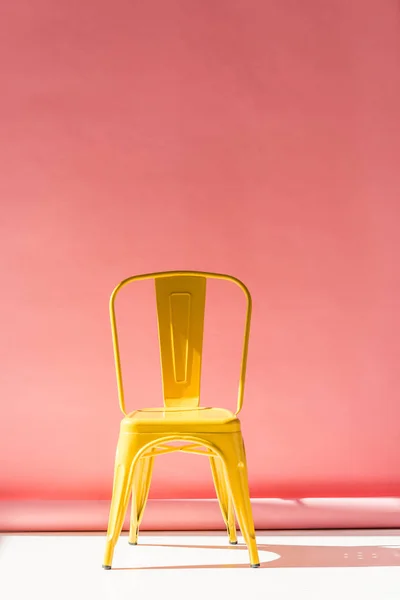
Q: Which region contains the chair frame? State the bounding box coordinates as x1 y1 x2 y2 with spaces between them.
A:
103 271 260 569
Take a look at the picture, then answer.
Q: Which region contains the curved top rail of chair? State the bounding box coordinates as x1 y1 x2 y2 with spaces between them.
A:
110 270 252 302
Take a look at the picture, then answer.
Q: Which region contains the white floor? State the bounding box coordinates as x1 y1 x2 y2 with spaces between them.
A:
1 531 400 600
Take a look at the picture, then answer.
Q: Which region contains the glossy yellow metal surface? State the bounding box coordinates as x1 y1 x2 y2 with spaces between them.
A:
155 276 206 408
103 271 259 569
124 407 241 433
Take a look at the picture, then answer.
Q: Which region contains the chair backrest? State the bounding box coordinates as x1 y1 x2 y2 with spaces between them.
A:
109 271 252 416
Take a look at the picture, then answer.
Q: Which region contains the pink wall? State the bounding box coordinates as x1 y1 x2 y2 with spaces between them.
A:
1 0 400 527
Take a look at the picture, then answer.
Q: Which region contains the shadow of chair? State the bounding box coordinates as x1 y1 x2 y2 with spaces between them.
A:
111 539 400 570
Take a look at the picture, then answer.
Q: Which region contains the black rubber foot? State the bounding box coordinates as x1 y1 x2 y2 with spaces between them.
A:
128 541 137 545
251 563 260 568
102 565 111 570
229 541 238 545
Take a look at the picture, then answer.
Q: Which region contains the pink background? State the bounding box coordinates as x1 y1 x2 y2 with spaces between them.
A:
1 0 400 529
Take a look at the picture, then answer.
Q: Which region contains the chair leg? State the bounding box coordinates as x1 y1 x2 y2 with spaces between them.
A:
209 456 237 544
102 433 143 569
129 456 154 545
216 432 260 567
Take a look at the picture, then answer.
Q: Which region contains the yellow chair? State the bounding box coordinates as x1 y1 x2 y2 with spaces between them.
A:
102 271 260 569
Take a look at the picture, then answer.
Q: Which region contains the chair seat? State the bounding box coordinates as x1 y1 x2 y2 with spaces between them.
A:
122 406 241 434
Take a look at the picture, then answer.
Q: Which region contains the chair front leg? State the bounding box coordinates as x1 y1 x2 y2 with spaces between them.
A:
103 433 143 569
214 432 260 568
